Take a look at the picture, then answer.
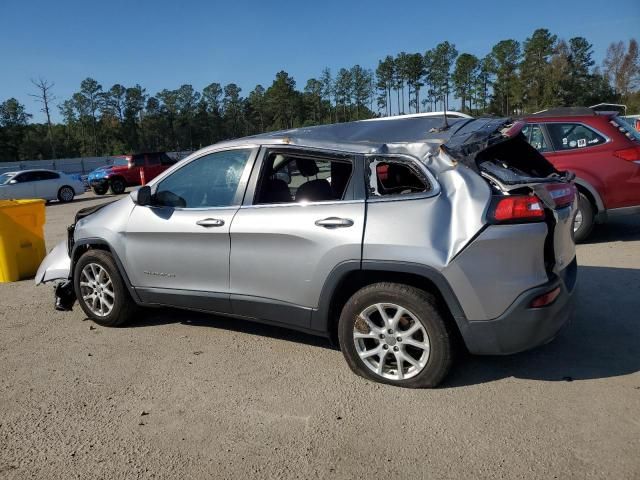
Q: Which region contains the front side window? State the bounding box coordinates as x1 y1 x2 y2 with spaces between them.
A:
255 152 353 204
153 149 252 208
522 124 550 152
366 157 431 198
546 123 607 151
14 172 37 183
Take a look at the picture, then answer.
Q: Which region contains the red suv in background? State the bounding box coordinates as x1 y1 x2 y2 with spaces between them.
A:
88 152 178 195
523 108 640 241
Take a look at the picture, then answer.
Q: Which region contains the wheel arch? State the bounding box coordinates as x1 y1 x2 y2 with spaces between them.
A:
573 177 605 214
312 261 469 347
71 239 142 304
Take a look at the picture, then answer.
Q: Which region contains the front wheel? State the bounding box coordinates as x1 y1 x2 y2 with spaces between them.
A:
57 186 75 203
338 283 454 388
74 250 136 327
573 192 595 243
92 185 108 195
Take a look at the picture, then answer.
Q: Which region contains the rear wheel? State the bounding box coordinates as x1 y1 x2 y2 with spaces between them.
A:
573 192 594 243
338 282 454 388
110 178 126 195
74 250 136 327
57 186 75 203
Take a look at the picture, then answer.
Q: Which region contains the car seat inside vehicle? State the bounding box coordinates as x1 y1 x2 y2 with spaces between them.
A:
258 154 353 204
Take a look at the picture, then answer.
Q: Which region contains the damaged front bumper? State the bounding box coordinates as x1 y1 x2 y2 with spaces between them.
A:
35 241 76 311
35 241 71 285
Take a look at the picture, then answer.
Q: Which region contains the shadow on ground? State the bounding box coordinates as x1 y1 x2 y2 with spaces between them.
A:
445 265 640 387
583 216 640 244
107 265 640 386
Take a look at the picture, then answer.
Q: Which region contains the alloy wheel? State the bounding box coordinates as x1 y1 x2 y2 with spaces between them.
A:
60 187 74 202
353 303 430 380
79 263 115 317
573 209 583 233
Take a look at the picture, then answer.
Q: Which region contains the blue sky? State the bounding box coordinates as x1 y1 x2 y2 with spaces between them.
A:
2 0 639 122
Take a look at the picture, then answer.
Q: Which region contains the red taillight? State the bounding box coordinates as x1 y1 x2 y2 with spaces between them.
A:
490 195 545 223
544 183 577 208
530 287 561 308
613 147 640 163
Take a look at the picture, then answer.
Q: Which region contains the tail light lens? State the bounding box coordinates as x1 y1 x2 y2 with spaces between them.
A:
613 147 640 164
544 183 577 208
489 195 545 223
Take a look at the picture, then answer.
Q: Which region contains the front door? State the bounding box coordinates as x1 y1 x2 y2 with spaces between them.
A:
124 147 257 313
5 172 37 199
229 148 365 328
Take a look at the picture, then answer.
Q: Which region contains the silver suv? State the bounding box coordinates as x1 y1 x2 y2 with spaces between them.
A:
36 115 578 388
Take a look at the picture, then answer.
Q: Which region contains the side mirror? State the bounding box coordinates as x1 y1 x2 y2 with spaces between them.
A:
8 179 17 185
133 185 152 206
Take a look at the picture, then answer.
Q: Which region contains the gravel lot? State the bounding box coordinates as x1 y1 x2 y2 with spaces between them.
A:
1 191 639 479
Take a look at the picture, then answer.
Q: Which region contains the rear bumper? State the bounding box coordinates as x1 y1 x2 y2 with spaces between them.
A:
462 257 577 355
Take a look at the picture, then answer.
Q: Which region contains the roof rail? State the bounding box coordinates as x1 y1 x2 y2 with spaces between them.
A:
531 107 595 117
590 103 627 114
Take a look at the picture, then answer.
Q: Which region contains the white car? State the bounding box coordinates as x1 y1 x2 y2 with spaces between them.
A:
0 169 85 202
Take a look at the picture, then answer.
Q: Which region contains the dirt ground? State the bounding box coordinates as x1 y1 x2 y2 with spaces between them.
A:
1 192 639 479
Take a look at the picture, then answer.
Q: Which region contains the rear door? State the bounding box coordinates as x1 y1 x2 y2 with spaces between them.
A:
124 147 257 313
34 171 61 199
228 147 365 328
540 121 636 209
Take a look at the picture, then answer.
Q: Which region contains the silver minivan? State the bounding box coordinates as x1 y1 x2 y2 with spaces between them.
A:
37 116 577 387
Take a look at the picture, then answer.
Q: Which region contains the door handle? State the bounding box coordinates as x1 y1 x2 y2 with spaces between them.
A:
196 218 225 227
314 217 354 228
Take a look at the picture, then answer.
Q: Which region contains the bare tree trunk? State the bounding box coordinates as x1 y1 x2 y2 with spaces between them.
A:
30 78 57 158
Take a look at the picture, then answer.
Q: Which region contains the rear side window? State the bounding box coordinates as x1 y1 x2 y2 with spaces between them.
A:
146 154 161 166
38 171 60 180
366 157 431 198
160 153 177 166
546 123 607 151
255 152 353 204
132 154 145 167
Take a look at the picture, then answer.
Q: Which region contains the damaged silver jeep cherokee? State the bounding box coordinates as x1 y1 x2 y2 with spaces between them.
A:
36 115 578 388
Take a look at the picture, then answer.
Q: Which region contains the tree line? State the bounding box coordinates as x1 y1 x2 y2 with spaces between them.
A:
0 29 638 162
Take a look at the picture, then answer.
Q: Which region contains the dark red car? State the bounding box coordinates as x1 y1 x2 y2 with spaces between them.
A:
523 108 640 241
88 152 178 195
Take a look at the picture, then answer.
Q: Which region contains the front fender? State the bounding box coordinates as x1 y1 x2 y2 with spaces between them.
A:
35 241 70 285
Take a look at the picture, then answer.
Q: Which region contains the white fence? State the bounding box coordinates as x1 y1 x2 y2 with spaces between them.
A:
0 152 193 175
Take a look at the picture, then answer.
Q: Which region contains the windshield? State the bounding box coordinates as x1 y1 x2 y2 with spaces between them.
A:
612 117 640 143
112 157 130 167
0 173 15 185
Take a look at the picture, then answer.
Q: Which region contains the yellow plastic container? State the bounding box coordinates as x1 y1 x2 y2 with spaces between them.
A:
0 199 46 282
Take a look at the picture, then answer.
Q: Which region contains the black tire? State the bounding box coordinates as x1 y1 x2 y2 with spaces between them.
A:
93 185 108 195
74 250 136 327
110 177 126 195
338 282 454 388
57 185 75 203
573 192 595 243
